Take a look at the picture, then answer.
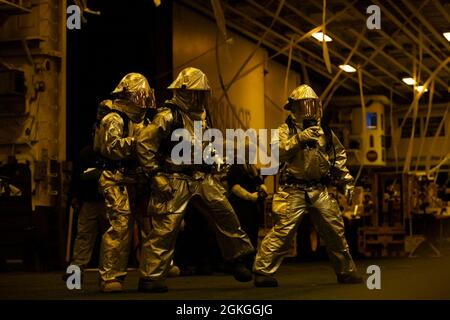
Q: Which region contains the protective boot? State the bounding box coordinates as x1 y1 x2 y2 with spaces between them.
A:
337 272 363 284
100 279 123 293
230 260 253 282
138 278 168 293
254 274 278 287
167 265 181 278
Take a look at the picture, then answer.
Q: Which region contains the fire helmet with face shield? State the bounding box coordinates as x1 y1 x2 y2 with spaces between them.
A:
111 73 155 122
284 84 323 121
168 67 211 112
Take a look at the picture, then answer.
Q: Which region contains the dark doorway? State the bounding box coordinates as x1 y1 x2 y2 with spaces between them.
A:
67 0 173 161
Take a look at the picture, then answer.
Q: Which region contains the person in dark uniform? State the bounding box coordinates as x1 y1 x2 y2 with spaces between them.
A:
67 145 108 271
227 164 267 251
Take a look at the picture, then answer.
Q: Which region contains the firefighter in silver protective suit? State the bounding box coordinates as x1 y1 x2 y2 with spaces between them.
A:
253 84 363 287
136 67 255 292
94 73 155 292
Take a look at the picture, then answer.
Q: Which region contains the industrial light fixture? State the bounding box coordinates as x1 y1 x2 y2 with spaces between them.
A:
415 85 428 93
339 64 357 73
312 32 332 42
443 32 450 42
402 77 416 85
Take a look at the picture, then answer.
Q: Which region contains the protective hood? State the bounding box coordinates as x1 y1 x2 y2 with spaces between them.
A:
167 68 211 118
168 67 211 90
112 72 155 110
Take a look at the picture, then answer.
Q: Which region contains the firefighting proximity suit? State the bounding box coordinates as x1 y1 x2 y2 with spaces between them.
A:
136 67 254 292
254 84 362 287
95 73 155 292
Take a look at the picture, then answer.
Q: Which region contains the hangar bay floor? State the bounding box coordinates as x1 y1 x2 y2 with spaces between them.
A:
1 251 449 300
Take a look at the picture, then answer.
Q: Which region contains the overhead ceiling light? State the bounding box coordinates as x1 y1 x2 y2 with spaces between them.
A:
415 85 428 93
312 32 332 42
402 77 416 85
339 64 357 73
444 32 450 41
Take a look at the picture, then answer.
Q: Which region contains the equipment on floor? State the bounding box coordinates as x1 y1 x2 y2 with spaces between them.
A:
357 173 407 257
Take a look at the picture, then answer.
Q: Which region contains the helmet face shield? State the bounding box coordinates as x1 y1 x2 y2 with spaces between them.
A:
145 87 156 109
191 90 210 110
290 98 322 120
112 73 153 109
129 85 152 109
174 89 211 112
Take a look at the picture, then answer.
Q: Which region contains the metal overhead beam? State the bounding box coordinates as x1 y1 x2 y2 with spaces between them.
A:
279 0 409 99
305 0 446 92
221 3 325 65
0 0 31 14
387 0 447 63
399 0 450 56
372 0 450 89
221 2 361 91
347 29 442 99
181 0 358 93
180 0 447 100
432 0 450 23
245 0 373 93
364 0 450 89
353 26 441 98
356 1 445 98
